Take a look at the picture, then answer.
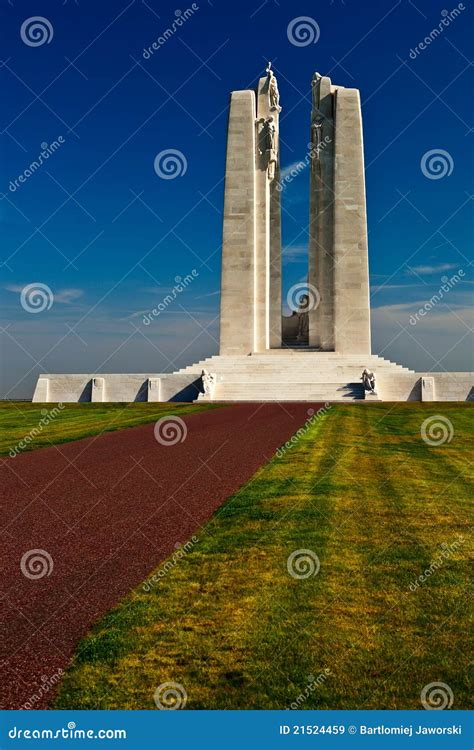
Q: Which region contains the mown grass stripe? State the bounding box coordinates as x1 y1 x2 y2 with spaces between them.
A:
0 401 221 456
53 404 472 710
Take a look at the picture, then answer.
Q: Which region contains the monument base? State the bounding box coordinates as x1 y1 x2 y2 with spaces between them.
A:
32 354 473 403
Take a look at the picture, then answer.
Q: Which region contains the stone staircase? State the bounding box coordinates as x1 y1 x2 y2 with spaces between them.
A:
176 352 415 402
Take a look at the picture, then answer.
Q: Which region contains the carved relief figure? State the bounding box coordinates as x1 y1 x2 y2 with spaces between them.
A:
311 120 323 160
257 116 278 180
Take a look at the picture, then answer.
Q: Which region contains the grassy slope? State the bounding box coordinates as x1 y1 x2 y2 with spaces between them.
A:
0 401 221 457
54 403 473 710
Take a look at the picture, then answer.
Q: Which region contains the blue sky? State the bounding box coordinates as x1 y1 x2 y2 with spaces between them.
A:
1 0 473 398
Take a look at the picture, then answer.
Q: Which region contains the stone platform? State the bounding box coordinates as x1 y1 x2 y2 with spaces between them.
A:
33 354 473 403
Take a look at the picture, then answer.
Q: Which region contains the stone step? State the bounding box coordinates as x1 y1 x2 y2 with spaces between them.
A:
179 367 414 376
183 362 411 369
214 382 366 400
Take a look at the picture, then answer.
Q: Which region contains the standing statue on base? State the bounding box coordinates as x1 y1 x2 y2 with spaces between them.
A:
199 369 216 399
296 294 309 342
266 61 282 112
361 368 377 395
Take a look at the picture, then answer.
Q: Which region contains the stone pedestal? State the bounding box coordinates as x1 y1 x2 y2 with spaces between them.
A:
421 377 435 401
34 376 49 401
91 377 105 402
148 378 161 402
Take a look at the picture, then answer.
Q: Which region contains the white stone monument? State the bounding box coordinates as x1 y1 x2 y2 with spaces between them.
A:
33 67 472 403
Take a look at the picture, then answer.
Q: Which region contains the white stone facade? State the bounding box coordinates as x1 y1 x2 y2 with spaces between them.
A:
32 69 472 403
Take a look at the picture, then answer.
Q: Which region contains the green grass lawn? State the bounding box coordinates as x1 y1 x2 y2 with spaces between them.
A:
0 401 221 457
54 403 473 710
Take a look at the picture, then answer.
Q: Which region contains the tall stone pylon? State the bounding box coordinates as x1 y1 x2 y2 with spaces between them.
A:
308 73 371 354
309 73 335 350
220 67 371 356
219 64 281 354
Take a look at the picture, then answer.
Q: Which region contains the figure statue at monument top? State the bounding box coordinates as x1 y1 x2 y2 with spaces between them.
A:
266 61 282 113
311 72 322 109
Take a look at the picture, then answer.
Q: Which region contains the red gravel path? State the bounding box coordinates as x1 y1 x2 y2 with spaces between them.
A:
0 402 320 709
